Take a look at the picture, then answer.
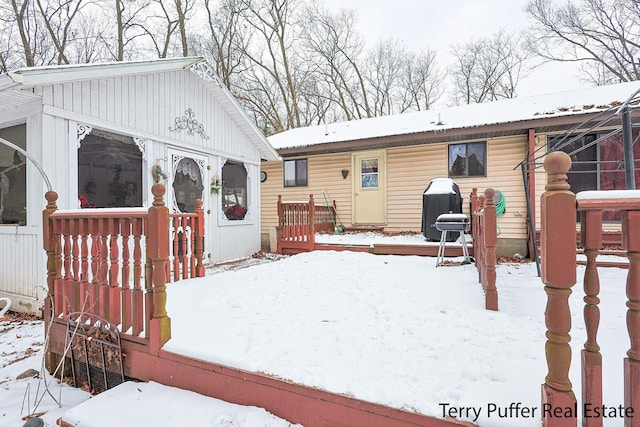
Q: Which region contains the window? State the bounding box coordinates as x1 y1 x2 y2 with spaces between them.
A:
172 157 204 213
284 159 307 187
448 142 487 177
551 130 640 221
360 158 379 189
222 161 247 220
78 129 143 208
0 124 27 225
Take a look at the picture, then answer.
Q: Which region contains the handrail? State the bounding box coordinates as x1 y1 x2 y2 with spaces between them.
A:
42 184 205 361
277 194 337 254
540 151 640 427
470 187 498 311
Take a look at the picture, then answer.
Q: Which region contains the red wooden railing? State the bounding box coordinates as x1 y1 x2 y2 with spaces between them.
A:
168 206 205 282
42 183 204 354
277 194 336 254
470 188 498 311
540 151 640 427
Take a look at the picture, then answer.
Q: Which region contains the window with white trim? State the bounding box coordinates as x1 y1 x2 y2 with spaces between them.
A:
222 160 248 220
78 129 143 208
0 124 26 225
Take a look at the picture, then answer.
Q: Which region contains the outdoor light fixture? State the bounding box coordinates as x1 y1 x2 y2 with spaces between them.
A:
341 169 349 179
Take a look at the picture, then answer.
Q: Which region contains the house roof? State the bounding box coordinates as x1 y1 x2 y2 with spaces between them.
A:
0 57 280 161
268 81 640 156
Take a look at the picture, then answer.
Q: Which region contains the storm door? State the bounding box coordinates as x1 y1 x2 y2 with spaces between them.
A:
353 150 387 224
169 149 207 214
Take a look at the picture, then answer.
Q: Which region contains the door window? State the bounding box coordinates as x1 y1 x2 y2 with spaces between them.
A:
172 157 204 213
360 158 379 189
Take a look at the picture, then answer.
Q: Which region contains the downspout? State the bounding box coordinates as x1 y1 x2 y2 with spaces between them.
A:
621 106 636 190
527 130 536 253
525 129 541 276
0 136 52 191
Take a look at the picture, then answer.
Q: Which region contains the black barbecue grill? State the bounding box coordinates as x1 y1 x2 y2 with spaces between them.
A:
435 213 471 266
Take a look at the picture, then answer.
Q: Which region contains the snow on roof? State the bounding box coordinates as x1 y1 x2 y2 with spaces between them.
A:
424 177 457 195
268 81 640 150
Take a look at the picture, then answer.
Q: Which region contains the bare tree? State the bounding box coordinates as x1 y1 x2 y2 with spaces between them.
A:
450 30 529 105
301 4 370 121
140 0 195 58
234 0 308 131
110 0 151 61
5 0 42 67
65 10 110 63
198 0 249 88
525 0 640 84
35 0 85 65
398 48 445 112
363 38 408 116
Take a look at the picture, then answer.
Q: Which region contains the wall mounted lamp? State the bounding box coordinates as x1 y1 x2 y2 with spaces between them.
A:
341 169 349 179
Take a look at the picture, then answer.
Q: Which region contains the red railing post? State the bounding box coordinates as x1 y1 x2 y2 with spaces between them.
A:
277 195 283 254
309 194 316 251
483 188 498 311
42 190 58 371
108 218 121 324
194 199 205 277
541 151 577 427
623 209 640 427
147 183 171 354
470 187 478 214
581 210 603 427
477 194 486 284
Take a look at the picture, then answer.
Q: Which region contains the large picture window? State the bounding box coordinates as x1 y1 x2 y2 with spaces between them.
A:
0 124 27 225
448 142 486 177
222 161 248 221
551 130 640 221
284 158 308 187
78 129 143 208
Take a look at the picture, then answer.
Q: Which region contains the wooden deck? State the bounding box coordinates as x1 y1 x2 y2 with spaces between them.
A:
43 187 476 427
48 317 476 427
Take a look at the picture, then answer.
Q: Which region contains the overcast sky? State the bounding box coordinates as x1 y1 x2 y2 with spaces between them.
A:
320 0 591 104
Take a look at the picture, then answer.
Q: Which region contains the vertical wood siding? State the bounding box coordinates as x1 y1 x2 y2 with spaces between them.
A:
39 71 261 162
0 231 42 301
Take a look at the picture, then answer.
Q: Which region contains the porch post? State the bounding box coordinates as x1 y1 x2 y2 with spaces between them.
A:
42 190 58 372
309 194 316 251
194 199 205 277
622 107 636 190
470 188 478 213
277 195 283 254
581 210 603 427
541 151 577 427
147 183 171 354
483 189 498 311
623 210 640 427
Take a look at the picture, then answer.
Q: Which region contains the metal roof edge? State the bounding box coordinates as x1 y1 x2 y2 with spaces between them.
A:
0 74 19 91
8 57 204 86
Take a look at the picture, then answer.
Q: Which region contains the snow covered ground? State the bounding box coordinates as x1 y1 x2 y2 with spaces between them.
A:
165 250 630 427
0 315 298 427
0 243 631 426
